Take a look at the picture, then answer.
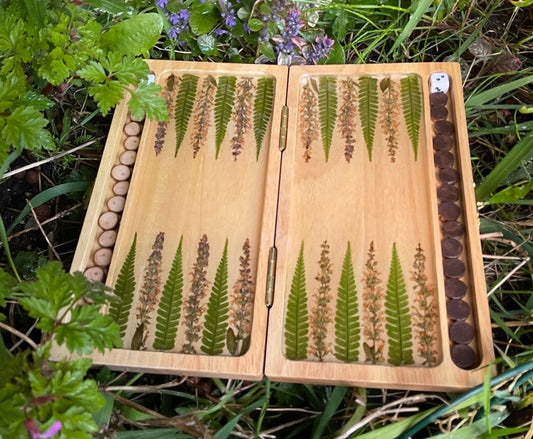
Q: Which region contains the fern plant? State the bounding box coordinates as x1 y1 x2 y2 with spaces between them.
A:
201 240 230 356
109 233 137 339
153 236 184 351
385 243 414 365
400 74 422 160
358 75 379 161
285 242 309 361
318 75 337 162
214 76 236 159
254 77 275 160
174 73 199 157
334 242 360 363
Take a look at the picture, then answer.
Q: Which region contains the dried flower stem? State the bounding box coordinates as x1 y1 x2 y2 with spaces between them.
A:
230 239 255 341
309 240 332 361
191 75 216 158
362 241 385 364
339 78 358 162
379 76 400 162
154 74 178 155
411 244 438 365
299 78 319 162
182 234 210 354
231 78 255 160
132 232 165 350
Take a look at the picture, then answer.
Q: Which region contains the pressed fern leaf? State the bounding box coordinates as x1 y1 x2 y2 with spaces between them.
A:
385 243 414 365
214 76 236 159
358 76 379 161
153 236 184 351
334 242 360 363
319 76 337 162
254 77 274 160
400 74 422 160
285 242 309 360
201 239 230 356
174 74 199 157
109 233 137 338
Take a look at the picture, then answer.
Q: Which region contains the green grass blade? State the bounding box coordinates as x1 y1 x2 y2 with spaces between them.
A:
318 75 337 162
153 236 184 351
214 76 236 159
358 76 379 161
109 234 137 338
7 181 90 235
400 74 422 160
201 239 229 355
254 77 274 160
174 74 198 157
389 0 434 57
285 242 309 360
385 243 413 365
311 386 348 439
334 242 360 363
475 130 533 201
466 76 533 109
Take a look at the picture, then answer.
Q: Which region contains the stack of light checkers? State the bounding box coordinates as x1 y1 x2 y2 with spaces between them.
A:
429 72 477 370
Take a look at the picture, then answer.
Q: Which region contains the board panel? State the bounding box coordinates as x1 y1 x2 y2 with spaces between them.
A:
265 63 493 390
58 61 288 379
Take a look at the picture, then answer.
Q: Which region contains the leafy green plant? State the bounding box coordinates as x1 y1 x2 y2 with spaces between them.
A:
400 74 422 160
385 243 414 365
174 73 199 157
334 242 360 363
319 76 338 162
285 242 309 361
109 233 137 339
201 240 230 356
153 236 184 351
254 77 275 160
214 76 237 158
0 262 121 438
358 76 379 161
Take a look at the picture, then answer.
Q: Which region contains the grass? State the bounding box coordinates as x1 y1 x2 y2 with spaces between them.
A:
1 0 532 437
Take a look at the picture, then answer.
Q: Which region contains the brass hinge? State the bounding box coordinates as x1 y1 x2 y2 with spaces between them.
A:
278 106 288 152
265 246 277 307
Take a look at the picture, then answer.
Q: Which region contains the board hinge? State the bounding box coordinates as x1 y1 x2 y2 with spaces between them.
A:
278 106 288 152
265 246 277 307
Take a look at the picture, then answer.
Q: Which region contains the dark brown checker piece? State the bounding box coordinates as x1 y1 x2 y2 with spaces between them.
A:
438 185 459 202
435 120 455 136
449 321 475 344
445 278 467 299
447 299 470 321
451 344 477 369
439 201 461 221
439 167 459 185
442 220 464 238
443 258 466 278
434 150 455 168
433 135 453 151
431 105 448 120
441 238 463 258
429 92 448 106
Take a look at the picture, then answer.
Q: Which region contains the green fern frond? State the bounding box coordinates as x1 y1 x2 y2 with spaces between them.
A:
319 76 337 162
201 239 229 356
285 242 309 360
174 74 199 157
153 236 184 351
334 242 360 363
109 234 137 338
385 243 414 365
400 74 422 160
214 76 236 159
358 76 379 161
254 77 274 160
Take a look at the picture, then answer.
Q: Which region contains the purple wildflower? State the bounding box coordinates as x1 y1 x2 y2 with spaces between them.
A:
221 1 237 28
306 35 335 64
275 9 304 55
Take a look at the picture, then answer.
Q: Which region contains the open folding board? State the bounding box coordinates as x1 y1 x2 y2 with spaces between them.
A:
57 60 494 391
